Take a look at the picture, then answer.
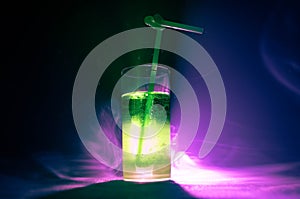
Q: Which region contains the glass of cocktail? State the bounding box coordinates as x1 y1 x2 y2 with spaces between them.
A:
121 64 171 182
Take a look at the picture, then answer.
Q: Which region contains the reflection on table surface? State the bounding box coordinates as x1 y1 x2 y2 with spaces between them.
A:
1 152 300 199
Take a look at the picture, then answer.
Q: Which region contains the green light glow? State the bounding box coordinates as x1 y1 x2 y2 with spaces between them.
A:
122 91 170 180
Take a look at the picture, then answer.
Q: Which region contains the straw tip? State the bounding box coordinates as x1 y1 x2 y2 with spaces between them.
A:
144 16 155 26
144 15 164 30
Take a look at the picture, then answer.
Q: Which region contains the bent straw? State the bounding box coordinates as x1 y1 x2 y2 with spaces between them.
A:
136 14 203 160
136 25 163 157
146 14 203 34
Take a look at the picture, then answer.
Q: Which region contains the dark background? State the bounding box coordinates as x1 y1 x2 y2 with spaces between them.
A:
1 0 300 178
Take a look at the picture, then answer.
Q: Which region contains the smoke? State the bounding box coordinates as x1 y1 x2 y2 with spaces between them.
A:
260 0 300 95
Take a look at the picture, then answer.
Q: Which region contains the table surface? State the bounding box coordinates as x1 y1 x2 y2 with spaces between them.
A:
1 153 300 199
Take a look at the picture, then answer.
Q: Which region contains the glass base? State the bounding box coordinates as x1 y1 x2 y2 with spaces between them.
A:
123 177 171 183
123 173 171 183
123 165 171 182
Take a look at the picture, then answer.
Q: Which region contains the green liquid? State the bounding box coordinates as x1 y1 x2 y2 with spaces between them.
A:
122 91 170 181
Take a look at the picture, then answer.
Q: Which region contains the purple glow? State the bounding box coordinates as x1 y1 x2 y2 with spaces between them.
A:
172 154 300 198
10 152 298 198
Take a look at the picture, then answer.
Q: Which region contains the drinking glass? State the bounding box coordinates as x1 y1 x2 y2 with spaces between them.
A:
121 64 171 182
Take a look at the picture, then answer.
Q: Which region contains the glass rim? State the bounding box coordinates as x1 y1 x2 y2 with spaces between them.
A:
121 63 170 77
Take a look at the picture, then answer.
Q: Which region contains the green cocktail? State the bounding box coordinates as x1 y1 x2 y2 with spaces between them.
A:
122 91 170 181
